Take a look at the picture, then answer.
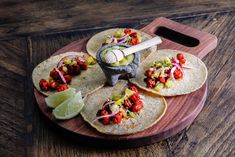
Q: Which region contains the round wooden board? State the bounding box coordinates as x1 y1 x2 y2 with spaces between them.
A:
34 39 208 147
33 17 217 148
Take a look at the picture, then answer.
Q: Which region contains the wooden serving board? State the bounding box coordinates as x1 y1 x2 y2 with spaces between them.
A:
34 17 217 148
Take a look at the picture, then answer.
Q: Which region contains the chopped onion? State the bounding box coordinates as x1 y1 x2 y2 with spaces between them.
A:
170 66 176 79
93 111 119 122
117 34 128 41
102 100 115 109
78 57 86 62
55 68 67 84
119 37 127 43
139 95 145 99
172 63 182 70
182 65 193 69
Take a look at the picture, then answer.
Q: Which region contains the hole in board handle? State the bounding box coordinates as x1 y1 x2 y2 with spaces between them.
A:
155 26 200 47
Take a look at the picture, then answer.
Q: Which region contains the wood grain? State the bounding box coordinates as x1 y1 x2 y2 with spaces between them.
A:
0 4 234 157
0 0 235 39
0 39 27 157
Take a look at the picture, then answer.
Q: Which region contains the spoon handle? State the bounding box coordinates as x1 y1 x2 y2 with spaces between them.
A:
122 36 162 56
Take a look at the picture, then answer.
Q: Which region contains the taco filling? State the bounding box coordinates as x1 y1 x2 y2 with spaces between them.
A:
130 49 207 96
144 53 190 91
32 52 106 97
81 80 166 135
86 28 155 60
95 85 144 125
39 55 95 92
103 28 142 46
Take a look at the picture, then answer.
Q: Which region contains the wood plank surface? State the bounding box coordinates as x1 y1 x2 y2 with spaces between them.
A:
0 0 235 39
0 38 28 157
0 2 234 157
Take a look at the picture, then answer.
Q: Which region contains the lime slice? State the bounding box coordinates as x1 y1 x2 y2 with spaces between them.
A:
52 91 84 120
45 88 76 108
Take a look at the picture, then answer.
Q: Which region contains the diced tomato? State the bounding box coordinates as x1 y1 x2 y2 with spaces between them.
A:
98 110 110 125
144 69 155 77
67 65 81 75
128 85 138 93
130 37 139 45
159 76 166 83
146 78 156 88
177 53 184 60
76 59 88 70
174 69 183 79
50 68 60 80
39 79 50 91
130 32 137 37
102 117 110 125
56 84 68 92
101 110 109 115
132 100 143 112
179 58 186 65
64 75 72 84
124 99 133 109
129 93 140 103
50 81 59 90
124 28 131 35
112 112 122 124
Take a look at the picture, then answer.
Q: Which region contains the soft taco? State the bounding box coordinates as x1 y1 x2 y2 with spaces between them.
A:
130 49 208 96
86 28 156 61
32 52 106 97
81 80 167 135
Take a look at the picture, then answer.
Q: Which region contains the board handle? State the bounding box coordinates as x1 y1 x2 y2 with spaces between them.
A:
141 17 217 59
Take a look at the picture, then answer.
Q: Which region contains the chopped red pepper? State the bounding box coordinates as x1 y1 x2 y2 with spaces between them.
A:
132 100 143 112
124 28 131 35
112 112 122 124
50 68 61 80
177 53 184 60
174 69 183 79
129 93 140 104
146 78 156 88
130 37 139 45
130 32 138 37
129 85 138 93
159 76 166 83
124 99 133 109
179 58 186 65
144 69 155 77
78 62 88 70
64 75 72 84
50 81 59 90
39 79 50 91
97 109 110 125
56 84 68 92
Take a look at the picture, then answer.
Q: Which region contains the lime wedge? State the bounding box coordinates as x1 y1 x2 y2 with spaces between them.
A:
45 88 76 108
52 91 84 120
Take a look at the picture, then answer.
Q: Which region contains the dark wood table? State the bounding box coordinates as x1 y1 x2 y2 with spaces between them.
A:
0 1 234 157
